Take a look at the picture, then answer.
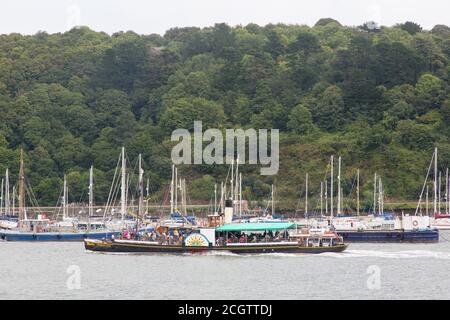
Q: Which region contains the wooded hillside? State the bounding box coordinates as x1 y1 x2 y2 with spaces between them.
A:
0 19 449 207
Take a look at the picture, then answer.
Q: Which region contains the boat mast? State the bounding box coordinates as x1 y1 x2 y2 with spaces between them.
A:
1 178 3 216
174 167 178 210
325 180 328 215
357 169 360 216
439 171 442 214
220 181 224 214
373 173 377 215
138 154 144 232
4 169 9 216
320 181 323 216
19 148 25 221
305 173 308 216
63 174 68 220
120 147 126 222
88 165 94 230
446 168 449 215
330 155 334 219
230 158 234 202
183 178 187 216
239 173 242 217
434 147 437 215
379 178 383 214
426 185 429 216
235 157 239 213
214 183 217 214
378 177 382 215
146 178 149 214
12 186 15 217
170 165 174 214
337 157 341 215
271 184 275 216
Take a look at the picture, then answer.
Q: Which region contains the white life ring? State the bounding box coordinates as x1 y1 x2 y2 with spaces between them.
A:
412 220 419 227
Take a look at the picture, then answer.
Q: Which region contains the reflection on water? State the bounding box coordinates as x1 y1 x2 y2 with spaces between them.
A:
1 231 450 299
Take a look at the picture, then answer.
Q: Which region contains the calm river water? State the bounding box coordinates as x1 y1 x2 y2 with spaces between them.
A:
1 231 450 299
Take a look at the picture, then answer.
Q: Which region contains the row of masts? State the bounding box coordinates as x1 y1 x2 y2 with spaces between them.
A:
0 149 26 220
209 158 243 216
4 148 448 221
416 148 450 216
169 165 188 215
1 147 150 225
304 155 385 217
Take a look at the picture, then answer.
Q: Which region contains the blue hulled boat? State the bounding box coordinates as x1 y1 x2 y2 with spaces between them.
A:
0 229 121 241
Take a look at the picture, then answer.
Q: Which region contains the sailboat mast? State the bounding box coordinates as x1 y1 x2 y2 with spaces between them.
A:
63 175 67 219
373 173 377 215
446 168 449 214
184 179 187 216
380 178 384 214
220 181 224 214
1 178 3 216
138 154 144 231
19 149 25 221
170 165 174 214
426 185 429 216
230 159 234 202
434 147 438 214
445 168 448 214
146 178 149 214
305 173 308 216
174 167 178 210
325 180 328 214
235 157 239 211
337 157 341 215
214 184 217 214
4 169 9 216
357 169 360 216
183 178 187 215
320 181 323 216
439 171 442 214
120 147 126 222
271 184 275 216
330 155 334 218
239 173 242 217
378 177 382 215
89 166 93 218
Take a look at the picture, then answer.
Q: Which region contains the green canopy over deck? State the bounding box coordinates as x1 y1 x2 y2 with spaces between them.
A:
215 222 295 232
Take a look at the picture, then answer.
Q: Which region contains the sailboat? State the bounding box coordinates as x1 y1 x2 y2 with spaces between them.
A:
308 155 439 242
0 168 18 230
159 164 196 227
0 150 121 241
422 149 450 230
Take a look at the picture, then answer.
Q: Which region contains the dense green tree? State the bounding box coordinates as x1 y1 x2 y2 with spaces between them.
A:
311 85 345 131
314 18 342 27
399 22 422 35
287 104 315 134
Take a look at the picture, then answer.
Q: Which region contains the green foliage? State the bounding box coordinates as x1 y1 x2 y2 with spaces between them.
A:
0 22 448 205
287 104 315 134
398 21 423 35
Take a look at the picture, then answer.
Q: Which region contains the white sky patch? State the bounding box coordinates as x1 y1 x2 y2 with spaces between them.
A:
0 0 448 35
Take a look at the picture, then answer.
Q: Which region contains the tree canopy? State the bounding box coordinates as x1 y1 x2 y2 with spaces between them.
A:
0 21 449 206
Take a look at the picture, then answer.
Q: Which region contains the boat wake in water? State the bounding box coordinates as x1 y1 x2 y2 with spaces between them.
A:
86 246 450 260
320 249 450 260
